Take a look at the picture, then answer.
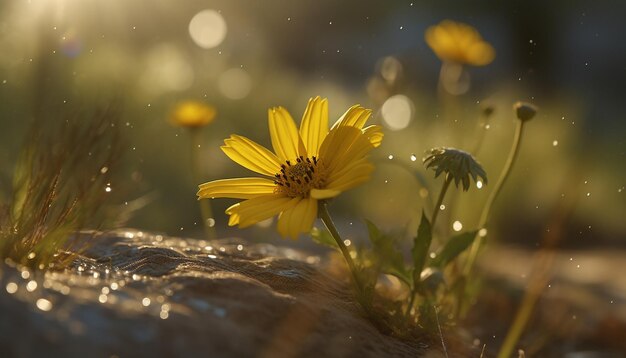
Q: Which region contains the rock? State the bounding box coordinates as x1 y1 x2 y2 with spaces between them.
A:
0 230 448 357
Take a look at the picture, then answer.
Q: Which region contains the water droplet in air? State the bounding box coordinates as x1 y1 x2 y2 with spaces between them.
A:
552 140 558 146
478 228 488 237
343 239 352 246
99 294 108 303
452 221 463 232
476 180 483 189
236 244 243 251
206 218 216 227
142 297 151 307
410 154 417 161
439 205 446 210
388 154 394 160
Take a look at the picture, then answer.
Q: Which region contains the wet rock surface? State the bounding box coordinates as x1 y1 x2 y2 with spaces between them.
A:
0 230 437 358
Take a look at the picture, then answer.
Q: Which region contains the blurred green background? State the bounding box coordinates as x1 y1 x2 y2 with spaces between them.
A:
0 0 624 247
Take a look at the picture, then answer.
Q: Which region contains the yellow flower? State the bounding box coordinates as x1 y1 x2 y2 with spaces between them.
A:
425 20 495 66
197 97 383 239
170 101 217 128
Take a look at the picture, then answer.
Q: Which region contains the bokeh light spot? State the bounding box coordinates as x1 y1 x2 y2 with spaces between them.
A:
381 95 413 130
189 10 227 49
218 68 252 99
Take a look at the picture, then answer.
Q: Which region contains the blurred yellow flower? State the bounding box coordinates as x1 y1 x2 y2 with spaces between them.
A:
425 20 495 66
170 101 217 128
197 97 383 239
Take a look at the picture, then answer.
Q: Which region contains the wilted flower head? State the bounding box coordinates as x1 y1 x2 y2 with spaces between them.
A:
425 20 495 66
513 101 538 122
423 147 487 191
170 101 217 128
197 97 383 239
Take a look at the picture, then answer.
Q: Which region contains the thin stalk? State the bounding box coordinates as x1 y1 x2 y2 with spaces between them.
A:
464 120 526 276
405 175 453 319
431 174 453 230
189 128 216 241
318 202 366 301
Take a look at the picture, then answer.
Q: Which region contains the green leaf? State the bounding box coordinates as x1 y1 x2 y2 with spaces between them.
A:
311 226 338 248
430 231 477 268
365 219 412 287
412 211 432 287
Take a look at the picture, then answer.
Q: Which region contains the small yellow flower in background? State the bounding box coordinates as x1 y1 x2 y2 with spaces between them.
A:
425 20 495 66
170 101 217 128
197 97 383 239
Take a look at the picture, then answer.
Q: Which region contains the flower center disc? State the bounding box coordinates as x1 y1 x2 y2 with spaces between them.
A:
274 156 324 197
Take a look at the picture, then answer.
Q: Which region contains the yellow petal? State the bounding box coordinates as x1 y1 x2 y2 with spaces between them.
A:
299 97 329 157
197 178 276 200
325 161 374 192
268 106 307 162
319 126 375 173
310 188 340 199
277 197 317 239
225 194 299 228
221 135 282 176
331 105 372 130
363 125 384 148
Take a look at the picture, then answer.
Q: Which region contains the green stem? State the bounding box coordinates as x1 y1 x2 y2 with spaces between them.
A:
189 128 216 241
405 175 453 319
464 120 526 276
431 175 452 230
318 202 366 301
497 289 539 358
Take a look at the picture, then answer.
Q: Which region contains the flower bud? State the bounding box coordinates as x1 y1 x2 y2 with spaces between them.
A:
513 101 538 122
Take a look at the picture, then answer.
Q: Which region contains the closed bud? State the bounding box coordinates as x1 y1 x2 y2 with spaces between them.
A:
513 101 538 122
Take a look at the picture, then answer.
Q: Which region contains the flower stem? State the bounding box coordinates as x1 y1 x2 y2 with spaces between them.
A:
189 127 216 241
318 201 366 302
405 174 453 319
431 174 453 230
464 120 526 276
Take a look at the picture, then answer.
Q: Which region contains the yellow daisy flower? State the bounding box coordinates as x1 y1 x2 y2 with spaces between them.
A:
197 97 383 239
425 20 495 66
170 100 217 128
